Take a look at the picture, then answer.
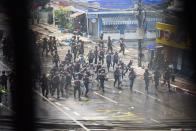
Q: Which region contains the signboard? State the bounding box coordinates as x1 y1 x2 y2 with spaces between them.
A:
87 14 98 19
88 0 134 12
143 0 168 4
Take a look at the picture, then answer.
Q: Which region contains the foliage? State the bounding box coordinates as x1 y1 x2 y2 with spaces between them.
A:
54 8 74 31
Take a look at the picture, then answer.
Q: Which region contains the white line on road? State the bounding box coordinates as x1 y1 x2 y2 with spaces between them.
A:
94 92 118 104
134 89 145 95
148 95 162 102
55 102 62 106
82 117 89 120
134 89 162 102
73 111 80 116
150 118 160 123
63 106 71 111
34 90 90 131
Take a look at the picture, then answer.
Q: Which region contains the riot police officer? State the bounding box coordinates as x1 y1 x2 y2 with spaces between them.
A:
94 46 98 64
144 69 150 93
74 76 81 100
113 52 119 69
163 69 171 91
119 38 125 55
154 69 161 89
53 51 60 68
51 72 60 99
114 67 121 89
128 68 136 91
83 74 90 97
106 53 112 72
98 70 107 92
40 73 49 98
107 36 113 53
42 37 48 56
65 50 72 64
99 49 105 65
88 50 94 64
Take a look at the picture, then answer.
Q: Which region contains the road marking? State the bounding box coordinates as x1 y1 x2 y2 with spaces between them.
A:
150 118 160 123
134 89 162 102
94 92 118 104
55 102 62 106
148 95 162 102
63 106 71 111
134 89 145 95
82 117 89 120
73 111 80 116
34 90 90 131
90 129 108 131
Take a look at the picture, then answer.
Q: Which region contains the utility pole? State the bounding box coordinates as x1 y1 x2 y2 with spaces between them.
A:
137 0 143 67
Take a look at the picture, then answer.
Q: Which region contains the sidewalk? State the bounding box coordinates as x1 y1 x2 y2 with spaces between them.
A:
32 23 196 96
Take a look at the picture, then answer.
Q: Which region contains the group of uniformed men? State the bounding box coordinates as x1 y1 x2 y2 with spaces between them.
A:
39 34 172 101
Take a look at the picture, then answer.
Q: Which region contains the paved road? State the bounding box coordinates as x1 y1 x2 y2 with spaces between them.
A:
34 39 196 130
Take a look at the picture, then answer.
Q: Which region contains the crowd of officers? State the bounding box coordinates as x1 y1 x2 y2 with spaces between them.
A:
39 34 173 101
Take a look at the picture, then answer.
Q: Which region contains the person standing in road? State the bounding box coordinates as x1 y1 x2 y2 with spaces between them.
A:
99 48 105 65
51 72 60 99
88 50 94 64
83 74 90 97
106 53 112 72
114 67 121 89
98 70 107 92
128 68 136 91
119 38 125 55
154 69 161 89
40 74 49 98
0 71 8 90
74 76 81 101
124 60 133 76
53 51 60 68
107 36 113 53
113 52 119 69
42 37 48 56
144 69 150 93
94 46 98 64
163 68 171 92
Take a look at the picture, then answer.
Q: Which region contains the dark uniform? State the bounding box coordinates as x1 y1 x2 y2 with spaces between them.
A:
79 41 84 55
65 72 72 97
128 69 136 91
40 74 49 98
98 71 107 92
83 75 90 97
65 50 72 64
114 67 121 89
163 69 171 91
74 78 81 100
42 38 48 56
154 70 161 89
88 51 94 64
107 36 113 53
124 60 133 75
53 51 60 68
119 38 125 55
51 73 60 99
60 74 66 97
144 69 150 92
106 53 112 72
94 46 98 64
0 71 8 90
113 52 119 69
99 49 105 65
48 36 53 55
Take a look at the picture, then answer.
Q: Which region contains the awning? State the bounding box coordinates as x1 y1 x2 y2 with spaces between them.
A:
146 43 155 50
102 17 137 25
70 12 85 18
